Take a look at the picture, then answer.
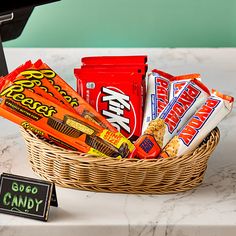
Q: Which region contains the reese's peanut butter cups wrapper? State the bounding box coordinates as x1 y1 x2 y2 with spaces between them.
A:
0 68 134 158
22 59 117 132
159 90 234 158
142 70 174 133
169 73 201 101
3 60 75 112
131 79 210 159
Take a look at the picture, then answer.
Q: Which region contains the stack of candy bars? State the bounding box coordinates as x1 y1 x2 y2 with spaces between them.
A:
0 56 234 160
75 56 234 159
0 59 134 158
130 69 234 159
74 55 148 141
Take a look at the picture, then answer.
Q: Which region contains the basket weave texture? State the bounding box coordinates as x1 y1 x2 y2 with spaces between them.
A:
21 127 220 194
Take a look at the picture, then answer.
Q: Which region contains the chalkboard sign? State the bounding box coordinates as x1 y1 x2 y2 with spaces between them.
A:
0 173 58 221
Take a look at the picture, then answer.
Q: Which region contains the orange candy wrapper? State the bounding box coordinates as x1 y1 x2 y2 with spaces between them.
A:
0 62 134 158
2 61 74 112
22 59 117 131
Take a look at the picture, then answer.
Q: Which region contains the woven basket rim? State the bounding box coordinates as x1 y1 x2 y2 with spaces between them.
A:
20 127 220 194
20 127 220 166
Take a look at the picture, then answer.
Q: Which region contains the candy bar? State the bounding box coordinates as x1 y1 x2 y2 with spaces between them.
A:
22 59 116 131
159 90 234 158
0 72 134 158
6 63 75 112
142 69 174 133
74 69 144 141
131 79 210 159
81 55 147 65
169 73 201 101
80 64 148 74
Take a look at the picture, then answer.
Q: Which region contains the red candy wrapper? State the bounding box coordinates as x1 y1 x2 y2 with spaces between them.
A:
75 70 144 141
75 55 148 141
82 55 147 65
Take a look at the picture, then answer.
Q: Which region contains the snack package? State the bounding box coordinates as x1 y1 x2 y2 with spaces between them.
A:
76 64 147 106
23 59 116 131
4 62 75 112
130 79 210 159
80 55 148 111
81 55 147 65
0 75 134 158
74 69 144 141
169 73 201 101
159 90 234 158
142 69 174 133
128 134 161 159
80 64 148 74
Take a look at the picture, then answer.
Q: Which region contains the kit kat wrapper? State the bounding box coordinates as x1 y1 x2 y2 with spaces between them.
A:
74 69 144 141
82 55 147 65
0 77 134 158
31 59 117 132
159 90 234 158
80 64 148 74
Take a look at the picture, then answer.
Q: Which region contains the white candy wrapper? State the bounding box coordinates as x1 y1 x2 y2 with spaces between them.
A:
169 74 201 101
160 90 234 158
142 70 174 133
144 79 210 150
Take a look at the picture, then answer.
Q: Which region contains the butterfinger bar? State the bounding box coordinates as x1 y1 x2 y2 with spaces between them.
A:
159 90 234 158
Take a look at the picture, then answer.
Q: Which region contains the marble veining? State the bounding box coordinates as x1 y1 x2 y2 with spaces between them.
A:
0 48 236 236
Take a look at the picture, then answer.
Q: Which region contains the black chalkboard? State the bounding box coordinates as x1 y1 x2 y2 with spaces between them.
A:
0 173 58 221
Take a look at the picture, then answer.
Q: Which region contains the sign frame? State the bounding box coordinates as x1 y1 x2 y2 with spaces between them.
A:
0 173 57 221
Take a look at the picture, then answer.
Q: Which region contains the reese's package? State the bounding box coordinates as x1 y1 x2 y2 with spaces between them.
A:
22 59 117 131
0 70 134 158
4 61 75 112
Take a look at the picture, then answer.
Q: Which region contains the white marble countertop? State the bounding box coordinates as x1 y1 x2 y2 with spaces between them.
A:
0 48 236 236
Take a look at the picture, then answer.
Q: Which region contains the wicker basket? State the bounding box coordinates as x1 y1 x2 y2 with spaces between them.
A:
21 127 220 194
